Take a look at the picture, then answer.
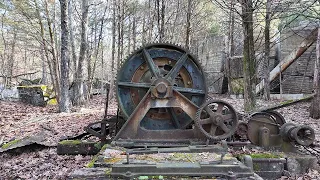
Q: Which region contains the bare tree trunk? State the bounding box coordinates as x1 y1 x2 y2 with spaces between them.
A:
109 0 116 100
263 0 271 100
41 47 47 84
73 0 89 106
142 3 146 46
89 4 108 95
185 0 192 49
127 16 132 55
68 0 77 82
226 0 235 94
59 0 71 112
8 29 17 85
117 0 124 69
132 15 136 50
241 0 256 112
45 0 61 101
148 0 154 42
35 0 55 93
310 28 320 118
156 0 165 42
1 11 7 80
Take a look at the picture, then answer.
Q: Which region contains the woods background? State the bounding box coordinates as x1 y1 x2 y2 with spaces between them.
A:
0 0 319 112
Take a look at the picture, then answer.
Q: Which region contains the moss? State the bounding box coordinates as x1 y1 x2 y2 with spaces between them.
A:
86 156 98 168
105 168 111 175
249 153 283 159
59 140 82 145
231 78 244 94
280 100 294 105
94 142 102 149
236 152 284 161
100 144 110 152
1 139 21 149
253 163 260 171
104 157 122 164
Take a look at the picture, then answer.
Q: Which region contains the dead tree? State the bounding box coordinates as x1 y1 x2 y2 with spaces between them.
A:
73 0 89 106
241 0 256 111
59 0 71 112
310 28 320 119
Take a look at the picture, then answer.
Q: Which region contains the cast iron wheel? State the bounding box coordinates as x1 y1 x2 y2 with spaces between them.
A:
116 43 207 130
262 110 286 125
195 100 238 140
247 112 280 145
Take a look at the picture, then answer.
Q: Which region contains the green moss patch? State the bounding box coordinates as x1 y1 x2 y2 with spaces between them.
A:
1 139 21 149
58 140 83 145
250 153 283 159
86 156 99 168
280 100 294 105
231 78 244 94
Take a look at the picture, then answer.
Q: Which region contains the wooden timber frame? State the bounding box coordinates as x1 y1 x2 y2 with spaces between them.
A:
256 28 319 94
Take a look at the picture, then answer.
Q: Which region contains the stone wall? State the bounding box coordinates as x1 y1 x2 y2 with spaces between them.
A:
280 26 318 94
191 35 226 93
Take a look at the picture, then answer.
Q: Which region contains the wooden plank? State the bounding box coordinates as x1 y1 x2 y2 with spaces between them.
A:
256 28 318 94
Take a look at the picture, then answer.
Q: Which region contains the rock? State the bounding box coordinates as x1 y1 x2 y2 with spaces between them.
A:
287 155 319 175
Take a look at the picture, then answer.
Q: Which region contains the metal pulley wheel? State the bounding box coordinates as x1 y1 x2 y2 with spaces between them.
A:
195 100 238 140
116 43 207 130
262 110 286 125
247 112 280 145
280 123 315 146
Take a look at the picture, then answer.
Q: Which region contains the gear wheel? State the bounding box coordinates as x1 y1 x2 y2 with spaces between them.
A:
195 99 238 140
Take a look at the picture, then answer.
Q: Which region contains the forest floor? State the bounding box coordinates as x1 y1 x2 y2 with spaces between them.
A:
0 94 319 179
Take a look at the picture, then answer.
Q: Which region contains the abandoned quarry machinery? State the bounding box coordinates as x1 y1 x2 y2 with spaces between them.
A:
85 43 316 149
112 43 239 146
73 43 318 179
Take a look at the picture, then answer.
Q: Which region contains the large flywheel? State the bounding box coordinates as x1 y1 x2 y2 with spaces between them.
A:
116 43 207 130
114 43 208 145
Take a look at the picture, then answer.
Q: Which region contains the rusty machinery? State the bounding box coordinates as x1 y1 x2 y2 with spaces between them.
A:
85 43 315 149
77 43 317 179
244 111 315 149
112 43 238 146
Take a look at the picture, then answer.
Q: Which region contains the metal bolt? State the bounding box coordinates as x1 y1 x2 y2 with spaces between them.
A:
187 81 191 85
140 66 144 70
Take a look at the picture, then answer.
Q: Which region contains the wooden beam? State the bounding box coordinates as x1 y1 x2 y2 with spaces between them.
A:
256 28 319 94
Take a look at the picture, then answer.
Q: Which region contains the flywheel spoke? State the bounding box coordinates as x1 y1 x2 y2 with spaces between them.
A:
223 114 233 121
210 125 217 135
199 118 212 125
216 104 224 114
142 49 161 78
173 86 205 95
219 123 230 133
165 53 188 82
205 106 216 118
118 82 151 89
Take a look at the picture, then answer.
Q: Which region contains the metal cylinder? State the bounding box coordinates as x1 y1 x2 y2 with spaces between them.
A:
280 123 315 146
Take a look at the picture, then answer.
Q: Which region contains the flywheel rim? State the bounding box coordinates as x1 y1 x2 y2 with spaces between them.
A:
116 43 207 130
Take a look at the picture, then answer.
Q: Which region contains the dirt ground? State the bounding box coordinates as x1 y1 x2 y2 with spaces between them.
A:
0 94 319 179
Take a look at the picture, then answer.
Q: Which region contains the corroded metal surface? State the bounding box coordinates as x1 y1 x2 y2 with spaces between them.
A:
114 43 208 145
116 43 207 130
195 100 238 140
247 112 281 146
280 123 315 146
